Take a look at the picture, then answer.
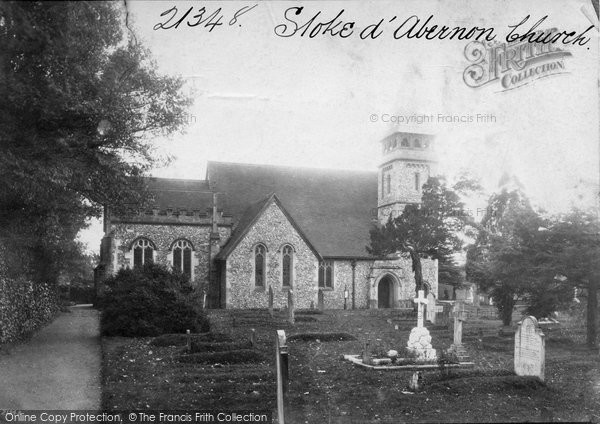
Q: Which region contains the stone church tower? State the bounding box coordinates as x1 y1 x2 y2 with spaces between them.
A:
377 132 437 224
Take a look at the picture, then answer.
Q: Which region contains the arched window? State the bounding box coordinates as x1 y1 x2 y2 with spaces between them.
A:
318 261 334 288
282 245 293 287
414 172 421 191
132 238 154 268
413 138 421 148
172 239 193 277
254 244 266 287
401 137 409 147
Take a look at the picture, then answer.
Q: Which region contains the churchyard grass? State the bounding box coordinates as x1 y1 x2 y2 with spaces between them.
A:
101 309 600 422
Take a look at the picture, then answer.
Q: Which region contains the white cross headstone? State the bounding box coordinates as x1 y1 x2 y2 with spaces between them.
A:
413 290 428 328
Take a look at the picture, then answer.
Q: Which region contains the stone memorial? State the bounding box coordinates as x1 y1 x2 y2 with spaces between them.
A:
275 330 289 424
514 316 545 381
362 339 372 365
406 290 437 361
287 289 295 324
317 290 324 311
268 285 274 318
451 302 466 347
426 292 436 323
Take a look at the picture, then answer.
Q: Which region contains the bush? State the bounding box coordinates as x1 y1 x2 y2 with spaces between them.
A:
177 349 265 364
98 264 209 337
150 332 232 347
0 277 58 343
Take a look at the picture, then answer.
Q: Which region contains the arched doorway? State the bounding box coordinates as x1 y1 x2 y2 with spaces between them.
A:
377 275 395 308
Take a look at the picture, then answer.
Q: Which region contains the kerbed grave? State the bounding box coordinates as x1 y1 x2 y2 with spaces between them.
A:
343 290 474 380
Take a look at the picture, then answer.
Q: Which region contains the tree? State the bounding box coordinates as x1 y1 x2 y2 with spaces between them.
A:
368 176 476 296
466 183 545 325
0 2 190 283
531 210 600 346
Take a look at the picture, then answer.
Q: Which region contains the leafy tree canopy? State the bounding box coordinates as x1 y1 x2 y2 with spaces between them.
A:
0 2 190 282
369 176 477 294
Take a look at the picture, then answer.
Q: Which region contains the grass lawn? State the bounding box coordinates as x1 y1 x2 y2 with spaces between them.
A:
101 309 600 423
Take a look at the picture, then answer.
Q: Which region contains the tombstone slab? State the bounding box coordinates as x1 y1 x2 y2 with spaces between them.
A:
514 316 545 381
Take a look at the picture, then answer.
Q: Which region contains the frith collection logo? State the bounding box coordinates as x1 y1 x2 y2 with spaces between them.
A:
463 28 572 91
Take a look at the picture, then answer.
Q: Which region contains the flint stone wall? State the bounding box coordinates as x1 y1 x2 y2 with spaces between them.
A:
320 260 372 309
109 223 231 289
226 202 319 309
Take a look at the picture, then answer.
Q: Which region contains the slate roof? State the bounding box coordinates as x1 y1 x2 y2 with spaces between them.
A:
207 161 378 258
145 178 214 213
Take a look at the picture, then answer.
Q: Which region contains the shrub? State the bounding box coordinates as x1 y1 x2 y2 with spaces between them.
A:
0 277 58 343
98 264 209 337
177 349 265 364
150 332 232 347
287 332 356 342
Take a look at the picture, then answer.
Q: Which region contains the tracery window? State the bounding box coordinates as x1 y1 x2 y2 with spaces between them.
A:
282 245 293 287
318 261 334 288
254 244 266 287
132 238 154 268
172 239 193 277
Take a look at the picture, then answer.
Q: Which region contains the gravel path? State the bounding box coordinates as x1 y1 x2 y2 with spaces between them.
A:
0 305 101 409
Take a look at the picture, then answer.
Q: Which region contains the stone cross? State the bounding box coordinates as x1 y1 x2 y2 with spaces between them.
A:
413 290 428 328
268 285 274 318
275 330 289 423
287 289 295 324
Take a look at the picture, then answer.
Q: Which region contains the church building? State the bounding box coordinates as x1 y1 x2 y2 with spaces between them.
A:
95 132 439 309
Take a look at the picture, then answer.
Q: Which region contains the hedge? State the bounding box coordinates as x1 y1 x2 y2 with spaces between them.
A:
0 277 59 344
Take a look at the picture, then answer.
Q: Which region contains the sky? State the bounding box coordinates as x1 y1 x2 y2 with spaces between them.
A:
79 0 599 252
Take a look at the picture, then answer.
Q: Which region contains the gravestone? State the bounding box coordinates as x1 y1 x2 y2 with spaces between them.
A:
436 303 452 327
426 292 436 323
268 286 274 318
406 290 437 361
275 330 289 423
362 339 372 365
452 302 466 347
514 316 545 381
287 289 295 324
317 290 324 311
409 371 422 391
